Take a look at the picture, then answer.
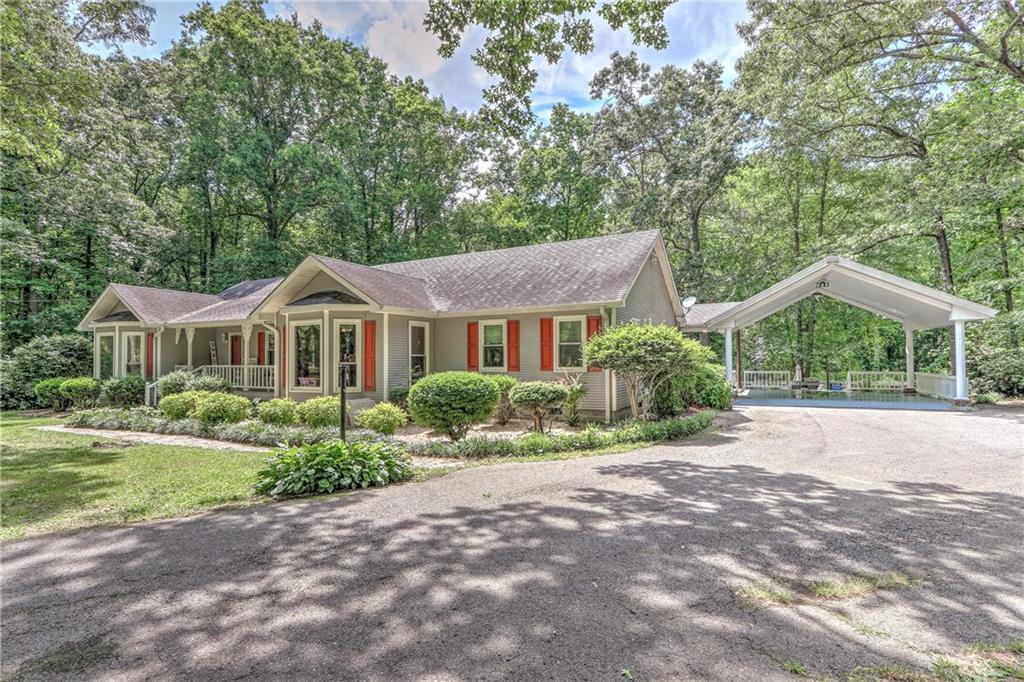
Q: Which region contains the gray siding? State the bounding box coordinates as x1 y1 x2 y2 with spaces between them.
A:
434 311 608 414
620 255 677 324
387 315 435 391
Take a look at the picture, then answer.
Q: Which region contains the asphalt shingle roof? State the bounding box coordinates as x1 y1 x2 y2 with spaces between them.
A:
92 231 666 325
681 302 741 328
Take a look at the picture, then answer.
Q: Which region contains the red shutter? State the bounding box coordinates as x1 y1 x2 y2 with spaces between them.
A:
586 315 602 372
257 331 266 365
540 318 554 371
363 320 376 392
145 333 154 380
508 320 520 372
467 321 479 370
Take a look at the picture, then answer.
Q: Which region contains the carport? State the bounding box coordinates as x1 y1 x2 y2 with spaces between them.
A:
680 256 998 403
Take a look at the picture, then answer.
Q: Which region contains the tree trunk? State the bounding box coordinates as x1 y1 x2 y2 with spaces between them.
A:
996 204 1014 313
933 220 957 373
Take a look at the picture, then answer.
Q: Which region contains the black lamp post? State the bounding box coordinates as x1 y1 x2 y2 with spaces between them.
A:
338 367 347 442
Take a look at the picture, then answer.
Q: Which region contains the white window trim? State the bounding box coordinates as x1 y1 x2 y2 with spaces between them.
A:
554 315 587 372
95 332 114 380
290 319 324 392
479 319 507 372
409 321 430 382
120 331 146 377
333 318 363 393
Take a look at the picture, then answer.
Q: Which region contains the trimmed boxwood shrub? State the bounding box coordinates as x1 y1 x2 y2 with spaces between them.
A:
159 390 201 420
355 402 408 435
296 396 347 428
193 392 251 424
255 439 413 497
676 363 732 410
406 410 715 459
509 381 569 432
102 374 146 408
408 371 500 441
185 375 231 393
489 375 518 425
257 398 298 426
0 334 92 409
59 377 102 408
34 377 72 410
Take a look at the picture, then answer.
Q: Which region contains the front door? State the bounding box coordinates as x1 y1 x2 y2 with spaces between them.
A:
230 334 242 365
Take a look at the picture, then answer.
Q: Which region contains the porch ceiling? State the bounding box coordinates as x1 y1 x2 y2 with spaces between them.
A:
693 256 997 332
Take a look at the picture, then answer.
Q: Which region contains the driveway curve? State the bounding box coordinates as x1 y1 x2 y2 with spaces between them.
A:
3 406 1022 680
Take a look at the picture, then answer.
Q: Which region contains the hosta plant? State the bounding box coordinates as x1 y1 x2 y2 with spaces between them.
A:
255 439 413 497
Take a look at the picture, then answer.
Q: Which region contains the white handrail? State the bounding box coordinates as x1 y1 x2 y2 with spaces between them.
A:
193 364 274 391
145 380 161 407
743 370 791 388
846 371 906 392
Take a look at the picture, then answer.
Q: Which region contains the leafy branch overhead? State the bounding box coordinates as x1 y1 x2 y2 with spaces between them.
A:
424 0 673 134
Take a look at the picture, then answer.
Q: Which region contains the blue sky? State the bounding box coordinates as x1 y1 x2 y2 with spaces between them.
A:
101 1 750 116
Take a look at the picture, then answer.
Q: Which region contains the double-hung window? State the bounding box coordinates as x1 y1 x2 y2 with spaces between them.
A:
122 332 144 376
292 321 322 389
555 316 585 371
480 320 506 371
409 321 429 382
96 333 114 379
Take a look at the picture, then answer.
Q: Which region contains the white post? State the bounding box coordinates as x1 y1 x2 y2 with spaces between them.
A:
954 320 967 402
723 327 734 386
904 327 915 390
322 310 329 396
186 328 195 369
241 323 253 391
382 312 390 401
113 324 121 377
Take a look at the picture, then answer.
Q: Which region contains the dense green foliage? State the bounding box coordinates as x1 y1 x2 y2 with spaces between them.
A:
488 375 518 425
254 440 413 497
408 371 500 441
0 335 92 409
256 398 298 426
2 0 1020 394
192 392 251 424
296 396 344 429
158 390 200 420
406 410 715 459
558 373 589 427
508 381 569 432
676 364 733 411
157 370 194 397
182 375 231 394
387 386 411 413
59 377 102 408
33 377 71 410
585 323 714 419
66 407 354 447
354 402 408 435
101 374 145 408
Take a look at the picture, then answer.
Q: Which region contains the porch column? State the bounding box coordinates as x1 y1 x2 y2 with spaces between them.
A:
241 323 253 391
382 311 390 401
185 328 195 369
735 328 743 389
113 325 121 377
954 320 967 402
904 327 915 390
723 327 734 387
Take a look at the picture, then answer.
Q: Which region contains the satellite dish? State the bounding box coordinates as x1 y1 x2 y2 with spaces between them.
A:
682 296 697 310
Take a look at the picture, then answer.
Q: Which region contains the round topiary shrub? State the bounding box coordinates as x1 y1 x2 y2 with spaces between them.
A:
488 375 518 425
408 371 500 441
102 374 146 408
186 374 232 393
354 402 408 435
193 392 251 424
159 390 201 420
34 377 72 410
59 377 102 409
677 363 732 410
296 396 345 428
509 381 570 432
257 398 298 426
157 370 194 397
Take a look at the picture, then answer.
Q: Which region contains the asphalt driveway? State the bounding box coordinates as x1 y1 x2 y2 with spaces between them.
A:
3 406 1022 680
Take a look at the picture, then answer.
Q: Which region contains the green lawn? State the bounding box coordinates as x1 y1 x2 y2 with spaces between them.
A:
0 413 269 541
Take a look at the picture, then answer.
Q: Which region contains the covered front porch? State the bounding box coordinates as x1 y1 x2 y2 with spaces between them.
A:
682 256 998 404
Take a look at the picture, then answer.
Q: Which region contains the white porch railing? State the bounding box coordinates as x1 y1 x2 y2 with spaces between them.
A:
194 364 275 391
915 372 958 400
743 370 792 388
846 371 906 391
